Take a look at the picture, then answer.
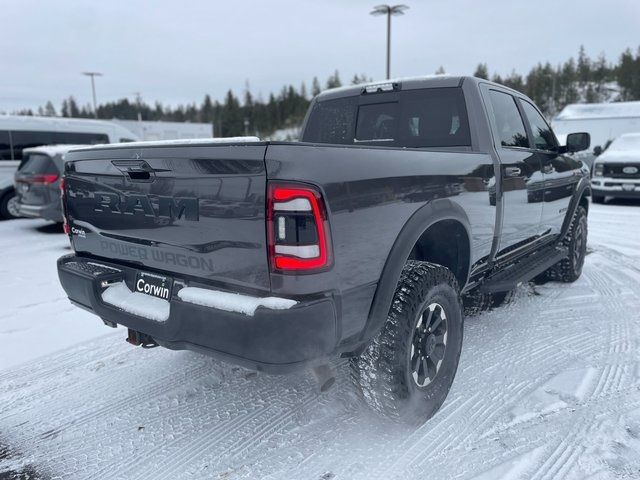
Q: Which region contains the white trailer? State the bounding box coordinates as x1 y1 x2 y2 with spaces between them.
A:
552 101 640 154
111 119 213 141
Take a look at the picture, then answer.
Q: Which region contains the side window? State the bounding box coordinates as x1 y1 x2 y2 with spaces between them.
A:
488 90 529 148
53 132 109 144
0 131 12 160
520 101 557 151
10 131 55 161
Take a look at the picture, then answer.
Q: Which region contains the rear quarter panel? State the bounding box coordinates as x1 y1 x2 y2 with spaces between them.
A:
265 143 497 339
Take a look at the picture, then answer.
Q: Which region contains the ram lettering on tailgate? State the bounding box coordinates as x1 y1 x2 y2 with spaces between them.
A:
93 193 199 221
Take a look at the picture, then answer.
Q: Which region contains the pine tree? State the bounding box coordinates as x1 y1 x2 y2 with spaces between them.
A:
43 100 56 117
577 45 591 84
311 77 321 96
68 97 80 117
201 94 214 123
61 99 69 117
326 70 342 89
474 63 489 80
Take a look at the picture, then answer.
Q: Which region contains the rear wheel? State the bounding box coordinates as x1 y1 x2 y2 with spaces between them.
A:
352 261 463 425
542 206 588 283
0 190 19 220
463 289 514 316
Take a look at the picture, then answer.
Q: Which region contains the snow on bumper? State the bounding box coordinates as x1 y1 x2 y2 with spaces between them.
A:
102 282 170 322
57 254 337 371
177 287 296 316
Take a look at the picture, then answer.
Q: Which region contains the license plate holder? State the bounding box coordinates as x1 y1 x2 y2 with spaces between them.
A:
134 271 173 301
622 184 635 191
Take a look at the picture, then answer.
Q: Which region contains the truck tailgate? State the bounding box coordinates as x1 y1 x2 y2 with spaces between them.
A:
64 143 270 292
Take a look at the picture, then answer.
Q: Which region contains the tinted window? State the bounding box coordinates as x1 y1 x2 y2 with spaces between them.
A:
0 131 11 160
303 96 358 145
521 100 557 151
303 87 471 148
488 90 529 148
355 102 398 142
53 132 109 144
19 153 58 175
398 88 470 147
9 130 109 160
10 131 55 160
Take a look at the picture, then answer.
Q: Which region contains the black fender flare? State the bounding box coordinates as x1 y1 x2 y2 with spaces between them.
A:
359 198 472 344
560 177 591 240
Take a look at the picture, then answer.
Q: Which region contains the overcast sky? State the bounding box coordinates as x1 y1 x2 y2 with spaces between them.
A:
2 0 639 113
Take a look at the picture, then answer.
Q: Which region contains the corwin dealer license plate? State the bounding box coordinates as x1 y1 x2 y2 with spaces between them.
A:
135 272 173 301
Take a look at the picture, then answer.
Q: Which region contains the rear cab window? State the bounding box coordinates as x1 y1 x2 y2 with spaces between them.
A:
302 87 471 148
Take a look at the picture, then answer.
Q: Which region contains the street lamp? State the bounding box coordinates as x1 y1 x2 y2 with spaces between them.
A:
370 4 409 80
82 71 103 118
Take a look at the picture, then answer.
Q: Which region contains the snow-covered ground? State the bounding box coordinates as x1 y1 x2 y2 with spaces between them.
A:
1 200 640 480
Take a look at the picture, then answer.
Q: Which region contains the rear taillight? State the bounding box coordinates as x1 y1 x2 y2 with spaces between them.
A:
267 182 332 273
60 177 70 235
18 174 59 184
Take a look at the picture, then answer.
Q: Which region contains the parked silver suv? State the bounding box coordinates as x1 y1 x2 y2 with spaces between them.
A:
13 145 79 222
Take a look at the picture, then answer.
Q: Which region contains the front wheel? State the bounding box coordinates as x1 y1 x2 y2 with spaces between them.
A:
352 261 463 425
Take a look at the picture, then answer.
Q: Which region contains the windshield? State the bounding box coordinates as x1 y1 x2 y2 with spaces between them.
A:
607 134 640 153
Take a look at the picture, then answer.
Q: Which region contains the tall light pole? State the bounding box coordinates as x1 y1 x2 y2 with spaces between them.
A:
370 4 409 80
82 71 103 118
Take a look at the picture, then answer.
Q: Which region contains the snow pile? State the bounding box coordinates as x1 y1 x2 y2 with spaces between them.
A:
266 126 300 141
101 281 170 322
177 286 296 316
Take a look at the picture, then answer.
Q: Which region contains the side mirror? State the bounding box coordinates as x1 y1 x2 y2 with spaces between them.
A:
565 132 590 153
593 145 603 156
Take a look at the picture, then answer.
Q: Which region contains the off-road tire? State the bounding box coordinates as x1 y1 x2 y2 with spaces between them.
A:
542 206 588 283
462 289 514 316
0 190 19 220
352 261 463 425
592 195 605 204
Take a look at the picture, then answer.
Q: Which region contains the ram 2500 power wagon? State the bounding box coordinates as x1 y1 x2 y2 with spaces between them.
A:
57 76 592 423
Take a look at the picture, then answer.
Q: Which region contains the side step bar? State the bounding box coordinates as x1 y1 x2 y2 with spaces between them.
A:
479 245 569 294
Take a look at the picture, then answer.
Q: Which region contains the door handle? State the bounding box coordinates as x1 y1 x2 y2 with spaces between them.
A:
504 167 521 177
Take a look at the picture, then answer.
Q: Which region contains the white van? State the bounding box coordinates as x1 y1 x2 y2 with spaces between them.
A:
0 115 138 219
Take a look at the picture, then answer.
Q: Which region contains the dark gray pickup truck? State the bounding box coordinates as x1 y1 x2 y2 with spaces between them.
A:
57 76 592 423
